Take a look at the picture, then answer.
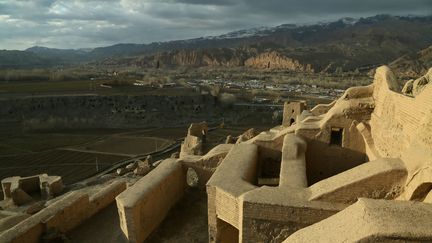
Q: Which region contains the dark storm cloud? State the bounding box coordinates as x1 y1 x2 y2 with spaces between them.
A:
0 0 431 50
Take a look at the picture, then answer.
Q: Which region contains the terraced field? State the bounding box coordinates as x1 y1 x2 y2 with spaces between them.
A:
81 136 174 156
0 149 128 185
0 125 272 186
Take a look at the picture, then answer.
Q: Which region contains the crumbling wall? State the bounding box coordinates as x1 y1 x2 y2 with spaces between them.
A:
116 159 187 243
89 180 127 215
296 85 374 184
180 144 233 188
1 174 64 207
0 180 126 242
284 199 432 242
370 66 432 176
180 122 208 157
0 191 89 243
282 101 307 127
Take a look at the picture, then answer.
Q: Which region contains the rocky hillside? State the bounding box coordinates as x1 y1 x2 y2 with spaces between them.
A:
0 50 51 68
390 45 432 78
3 15 432 72
244 51 313 72
96 15 432 73
100 48 313 72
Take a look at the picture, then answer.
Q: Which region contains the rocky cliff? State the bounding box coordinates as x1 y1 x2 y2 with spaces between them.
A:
106 48 312 72
390 45 432 78
244 51 313 72
154 49 249 67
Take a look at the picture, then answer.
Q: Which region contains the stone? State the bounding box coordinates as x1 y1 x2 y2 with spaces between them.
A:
401 79 414 95
11 188 33 206
26 201 45 214
225 135 236 144
125 162 138 171
170 152 180 158
145 155 153 164
180 122 208 157
116 168 127 176
412 76 430 96
133 165 151 176
186 168 199 187
1 174 63 207
236 128 257 144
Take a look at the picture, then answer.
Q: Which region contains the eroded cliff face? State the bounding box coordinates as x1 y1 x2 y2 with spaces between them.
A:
154 49 251 67
244 51 313 72
124 48 313 72
390 45 432 78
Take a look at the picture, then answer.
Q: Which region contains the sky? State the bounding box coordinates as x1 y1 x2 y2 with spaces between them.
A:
0 0 431 50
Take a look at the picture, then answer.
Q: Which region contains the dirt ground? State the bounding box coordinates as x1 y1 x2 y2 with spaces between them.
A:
146 188 209 243
67 203 128 243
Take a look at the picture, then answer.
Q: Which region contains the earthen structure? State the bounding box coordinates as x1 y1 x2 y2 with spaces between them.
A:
0 66 431 242
206 66 432 242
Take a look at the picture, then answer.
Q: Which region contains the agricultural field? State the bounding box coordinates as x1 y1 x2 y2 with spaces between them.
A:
0 150 128 185
0 123 121 156
75 136 175 156
0 120 272 186
0 79 198 98
0 124 178 185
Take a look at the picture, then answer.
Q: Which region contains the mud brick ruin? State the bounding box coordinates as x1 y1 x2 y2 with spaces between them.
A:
0 65 431 242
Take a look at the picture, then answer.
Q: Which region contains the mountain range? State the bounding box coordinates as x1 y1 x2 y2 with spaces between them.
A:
1 14 431 73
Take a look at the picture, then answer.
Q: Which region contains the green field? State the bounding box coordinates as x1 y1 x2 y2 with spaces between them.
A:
0 80 100 93
0 133 102 155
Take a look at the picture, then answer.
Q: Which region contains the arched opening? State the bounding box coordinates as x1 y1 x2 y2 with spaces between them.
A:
290 118 295 125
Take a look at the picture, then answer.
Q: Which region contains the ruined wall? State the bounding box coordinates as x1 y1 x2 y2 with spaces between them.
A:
282 101 306 127
116 159 187 243
297 96 372 184
285 199 432 242
0 180 126 243
370 66 432 174
240 200 341 243
0 191 89 243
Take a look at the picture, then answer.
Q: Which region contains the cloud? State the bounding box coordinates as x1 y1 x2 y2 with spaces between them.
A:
0 0 431 50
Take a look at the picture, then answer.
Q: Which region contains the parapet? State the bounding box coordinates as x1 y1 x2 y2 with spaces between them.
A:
0 179 126 242
285 198 432 242
116 158 187 243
